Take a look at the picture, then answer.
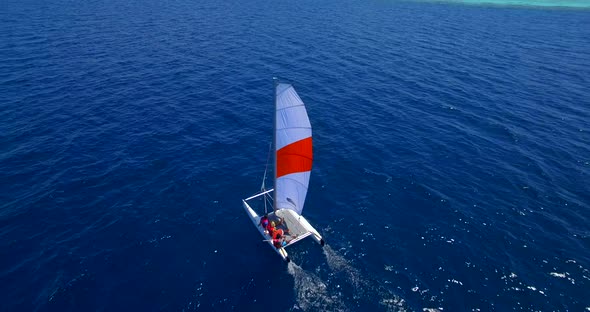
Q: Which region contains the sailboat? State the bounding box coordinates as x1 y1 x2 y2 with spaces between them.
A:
242 79 324 262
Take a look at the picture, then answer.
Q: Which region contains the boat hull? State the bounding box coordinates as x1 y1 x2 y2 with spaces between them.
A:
242 199 324 262
242 200 290 261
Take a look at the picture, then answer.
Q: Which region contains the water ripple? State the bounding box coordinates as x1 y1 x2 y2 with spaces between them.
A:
1 0 590 311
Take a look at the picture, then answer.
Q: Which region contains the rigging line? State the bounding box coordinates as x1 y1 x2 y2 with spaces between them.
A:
264 192 268 214
261 141 273 191
264 193 273 214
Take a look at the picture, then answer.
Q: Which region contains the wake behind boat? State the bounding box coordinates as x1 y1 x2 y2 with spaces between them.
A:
242 79 324 262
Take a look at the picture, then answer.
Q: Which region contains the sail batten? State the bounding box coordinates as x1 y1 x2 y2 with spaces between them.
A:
274 83 312 215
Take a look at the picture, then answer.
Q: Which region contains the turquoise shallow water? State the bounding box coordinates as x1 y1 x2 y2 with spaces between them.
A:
1 0 589 311
434 0 590 8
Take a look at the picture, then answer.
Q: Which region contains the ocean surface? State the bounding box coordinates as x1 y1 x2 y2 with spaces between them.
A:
1 0 589 311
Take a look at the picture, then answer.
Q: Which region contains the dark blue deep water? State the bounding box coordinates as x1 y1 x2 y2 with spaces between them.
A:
1 0 589 311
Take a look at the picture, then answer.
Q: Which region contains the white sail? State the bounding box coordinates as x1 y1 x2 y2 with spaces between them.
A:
274 83 312 215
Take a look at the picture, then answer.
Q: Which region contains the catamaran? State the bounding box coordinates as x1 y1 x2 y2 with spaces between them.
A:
242 79 324 262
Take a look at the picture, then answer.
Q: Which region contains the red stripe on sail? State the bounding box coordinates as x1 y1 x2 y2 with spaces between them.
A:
276 137 312 178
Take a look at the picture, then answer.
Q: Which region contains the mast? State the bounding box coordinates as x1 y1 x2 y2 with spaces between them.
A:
273 77 278 211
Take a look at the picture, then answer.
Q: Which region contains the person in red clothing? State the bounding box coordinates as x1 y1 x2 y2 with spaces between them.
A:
272 233 286 249
272 233 297 249
272 228 284 239
266 221 276 234
267 217 289 237
270 219 289 238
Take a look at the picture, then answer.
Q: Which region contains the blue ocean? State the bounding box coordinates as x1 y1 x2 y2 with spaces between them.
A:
1 0 589 310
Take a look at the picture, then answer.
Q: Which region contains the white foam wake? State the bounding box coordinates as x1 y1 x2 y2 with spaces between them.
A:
322 245 408 312
323 245 363 290
287 262 347 312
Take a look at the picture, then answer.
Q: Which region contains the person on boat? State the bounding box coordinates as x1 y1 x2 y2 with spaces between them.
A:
272 233 298 249
270 221 289 238
259 214 269 232
272 227 284 239
272 234 286 249
269 217 286 230
268 218 290 236
266 221 276 234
